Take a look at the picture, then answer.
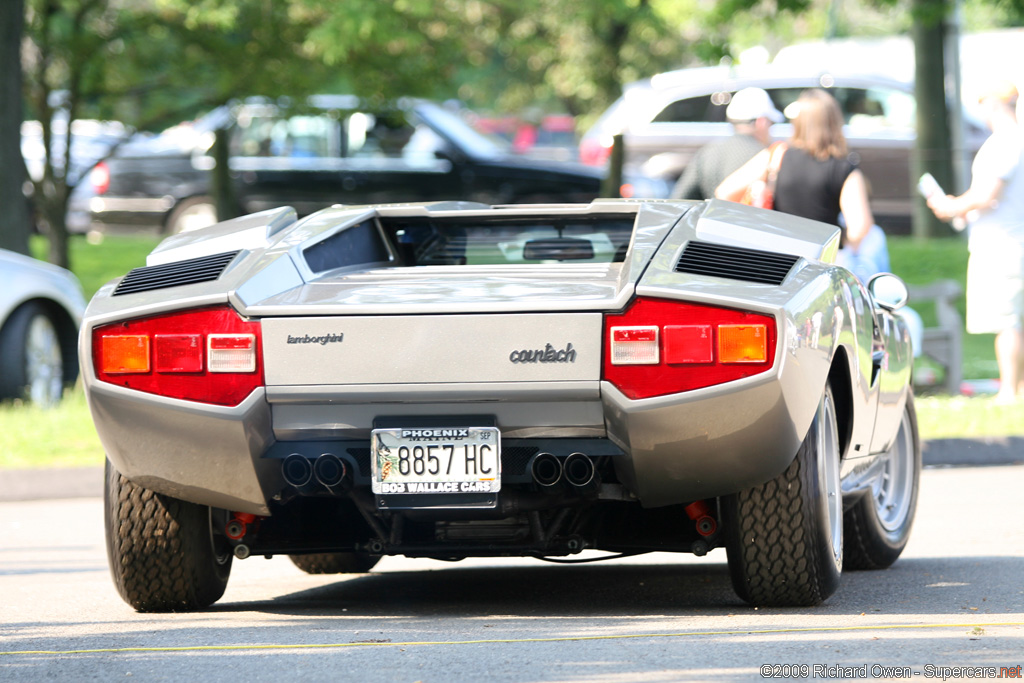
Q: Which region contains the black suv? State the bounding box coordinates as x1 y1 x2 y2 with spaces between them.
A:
89 97 621 234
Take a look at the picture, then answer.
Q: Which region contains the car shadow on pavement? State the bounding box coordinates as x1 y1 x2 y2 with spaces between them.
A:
214 555 1024 619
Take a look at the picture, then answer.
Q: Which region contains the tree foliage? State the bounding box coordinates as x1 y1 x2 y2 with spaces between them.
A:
297 0 688 124
20 0 336 267
9 0 1024 262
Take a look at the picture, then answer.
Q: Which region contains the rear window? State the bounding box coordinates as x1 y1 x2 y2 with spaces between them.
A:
379 215 636 266
652 94 725 123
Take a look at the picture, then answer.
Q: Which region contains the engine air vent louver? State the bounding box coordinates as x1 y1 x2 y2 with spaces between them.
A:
675 241 799 285
113 251 240 296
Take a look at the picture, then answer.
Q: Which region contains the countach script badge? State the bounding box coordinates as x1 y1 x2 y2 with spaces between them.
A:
509 342 577 364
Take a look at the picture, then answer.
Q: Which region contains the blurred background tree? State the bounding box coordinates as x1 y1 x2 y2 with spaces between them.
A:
18 0 337 268
4 0 1024 265
0 0 30 256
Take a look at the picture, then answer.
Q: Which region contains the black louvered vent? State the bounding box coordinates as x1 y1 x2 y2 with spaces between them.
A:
675 241 800 285
113 251 240 296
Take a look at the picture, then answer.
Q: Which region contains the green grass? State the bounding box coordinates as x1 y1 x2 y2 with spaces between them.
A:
31 232 162 299
0 388 105 469
915 395 1024 439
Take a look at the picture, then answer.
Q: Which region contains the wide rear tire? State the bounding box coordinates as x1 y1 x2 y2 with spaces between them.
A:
723 385 843 606
290 553 380 574
844 392 921 569
104 459 232 612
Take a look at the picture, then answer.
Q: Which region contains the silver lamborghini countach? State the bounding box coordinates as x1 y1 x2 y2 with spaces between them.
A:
82 198 920 611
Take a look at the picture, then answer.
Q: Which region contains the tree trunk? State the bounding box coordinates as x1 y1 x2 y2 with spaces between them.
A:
211 127 238 222
601 134 624 199
0 0 32 255
41 191 71 269
911 0 956 238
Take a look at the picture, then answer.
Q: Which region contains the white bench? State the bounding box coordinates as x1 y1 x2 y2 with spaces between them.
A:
908 280 963 394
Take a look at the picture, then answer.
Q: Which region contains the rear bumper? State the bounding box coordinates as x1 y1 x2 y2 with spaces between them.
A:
87 345 826 514
603 376 809 507
86 382 278 515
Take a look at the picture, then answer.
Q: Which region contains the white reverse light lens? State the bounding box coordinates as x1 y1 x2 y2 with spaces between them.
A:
610 326 659 365
207 334 256 373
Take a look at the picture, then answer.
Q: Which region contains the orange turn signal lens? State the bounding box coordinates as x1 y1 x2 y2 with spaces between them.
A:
718 324 768 364
100 335 151 374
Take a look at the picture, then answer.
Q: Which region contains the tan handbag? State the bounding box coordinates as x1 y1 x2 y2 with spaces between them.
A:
741 142 787 210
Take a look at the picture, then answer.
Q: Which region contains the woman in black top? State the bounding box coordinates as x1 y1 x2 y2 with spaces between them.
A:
715 88 874 251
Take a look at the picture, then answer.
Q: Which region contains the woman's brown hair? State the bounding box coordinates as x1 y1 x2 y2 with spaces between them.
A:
789 88 848 161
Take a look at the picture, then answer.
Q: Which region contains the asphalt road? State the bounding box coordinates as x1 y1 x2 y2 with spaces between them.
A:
1 464 1022 682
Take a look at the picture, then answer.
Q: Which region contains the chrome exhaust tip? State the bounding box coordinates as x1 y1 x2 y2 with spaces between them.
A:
313 453 347 489
563 452 596 488
531 452 562 487
282 454 313 488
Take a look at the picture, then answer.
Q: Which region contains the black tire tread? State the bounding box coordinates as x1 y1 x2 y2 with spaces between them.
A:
105 460 230 612
290 552 379 575
727 445 830 606
844 506 890 570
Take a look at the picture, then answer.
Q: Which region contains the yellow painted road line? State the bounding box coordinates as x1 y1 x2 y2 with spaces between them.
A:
3 621 1023 657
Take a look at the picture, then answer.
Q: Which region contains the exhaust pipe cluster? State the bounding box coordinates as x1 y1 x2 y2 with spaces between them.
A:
531 452 598 491
282 453 349 492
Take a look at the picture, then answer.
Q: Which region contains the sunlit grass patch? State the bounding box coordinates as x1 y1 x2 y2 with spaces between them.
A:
0 387 105 469
916 394 1024 440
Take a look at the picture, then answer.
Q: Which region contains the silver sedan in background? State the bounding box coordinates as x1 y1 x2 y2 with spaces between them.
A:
0 249 86 406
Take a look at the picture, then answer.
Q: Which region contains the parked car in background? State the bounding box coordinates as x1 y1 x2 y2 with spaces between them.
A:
470 113 579 162
580 65 988 232
0 250 86 406
22 119 130 234
88 97 661 235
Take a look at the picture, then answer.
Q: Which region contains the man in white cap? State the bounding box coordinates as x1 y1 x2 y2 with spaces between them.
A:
670 86 783 200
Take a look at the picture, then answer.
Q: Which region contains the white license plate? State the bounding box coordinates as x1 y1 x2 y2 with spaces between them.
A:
371 427 501 495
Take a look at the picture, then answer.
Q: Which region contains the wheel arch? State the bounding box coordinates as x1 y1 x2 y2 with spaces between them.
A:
163 194 217 234
827 345 854 461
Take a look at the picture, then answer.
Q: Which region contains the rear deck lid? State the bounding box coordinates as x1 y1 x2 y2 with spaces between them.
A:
262 312 602 385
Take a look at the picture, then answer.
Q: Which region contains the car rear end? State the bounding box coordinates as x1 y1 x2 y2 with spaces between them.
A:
82 201 838 565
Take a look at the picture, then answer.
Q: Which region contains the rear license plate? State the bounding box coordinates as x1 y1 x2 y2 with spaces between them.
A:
371 427 501 496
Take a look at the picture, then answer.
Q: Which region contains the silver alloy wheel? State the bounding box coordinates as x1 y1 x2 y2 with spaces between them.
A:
818 392 843 565
871 409 915 532
26 313 63 406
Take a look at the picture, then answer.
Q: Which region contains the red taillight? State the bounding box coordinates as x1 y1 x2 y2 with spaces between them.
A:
92 306 263 406
603 298 776 400
90 162 110 195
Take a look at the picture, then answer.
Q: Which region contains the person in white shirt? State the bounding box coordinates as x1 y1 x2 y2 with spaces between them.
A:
928 81 1024 402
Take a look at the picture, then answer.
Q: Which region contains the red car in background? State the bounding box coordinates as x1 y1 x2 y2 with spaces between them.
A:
472 113 578 162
